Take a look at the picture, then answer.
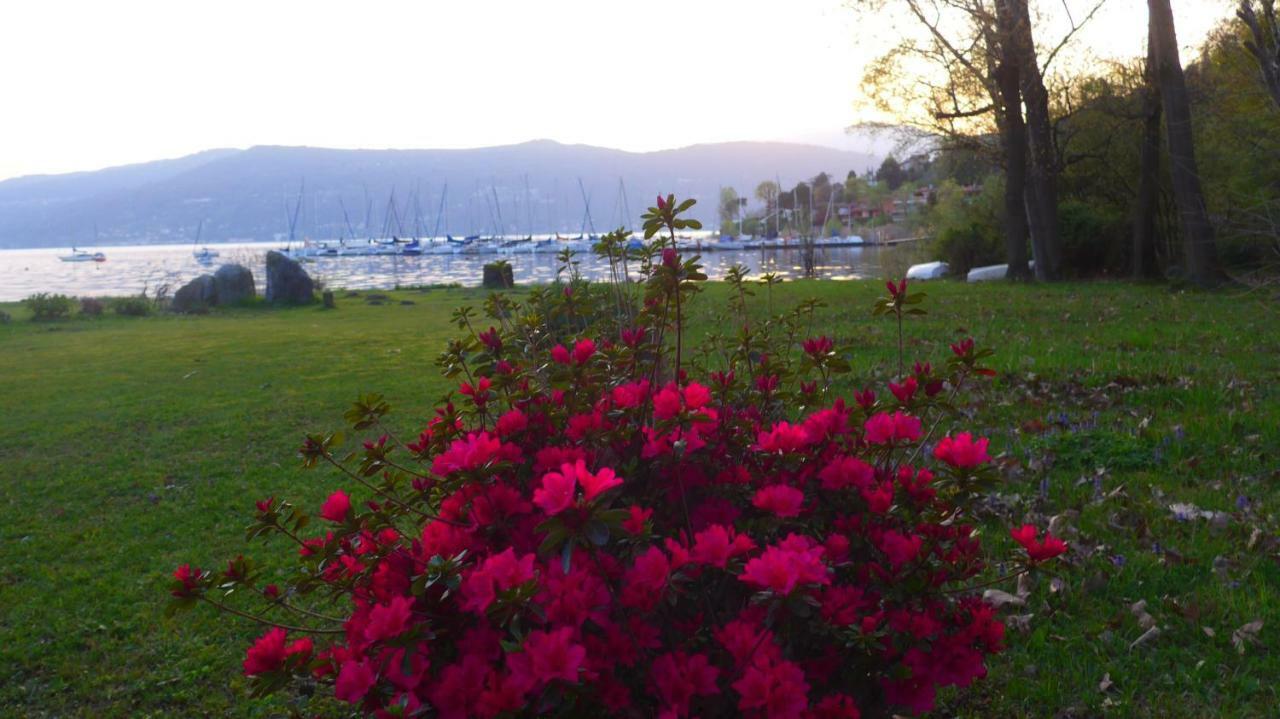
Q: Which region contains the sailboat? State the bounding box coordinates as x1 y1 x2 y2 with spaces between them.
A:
60 248 106 263
61 224 107 262
192 220 219 262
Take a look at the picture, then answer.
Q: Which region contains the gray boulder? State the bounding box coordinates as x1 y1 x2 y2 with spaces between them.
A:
213 264 255 305
264 251 314 304
172 274 216 313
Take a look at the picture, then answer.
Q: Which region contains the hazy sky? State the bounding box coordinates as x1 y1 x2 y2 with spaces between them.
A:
0 0 1231 180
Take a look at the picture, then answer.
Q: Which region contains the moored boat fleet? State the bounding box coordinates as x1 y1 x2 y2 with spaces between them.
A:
278 232 878 260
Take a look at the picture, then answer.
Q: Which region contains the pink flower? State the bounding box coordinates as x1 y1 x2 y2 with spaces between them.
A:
242 627 287 675
652 651 721 716
621 546 671 609
533 460 623 516
889 376 918 403
879 530 924 570
863 411 922 445
572 338 596 365
803 335 834 357
622 505 653 535
933 432 991 468
691 524 756 568
579 465 622 502
612 380 651 408
807 693 862 719
550 344 571 364
522 627 585 684
1010 525 1067 562
495 408 528 437
460 548 537 613
732 658 810 719
740 543 831 595
364 595 414 643
752 485 805 518
319 490 351 523
532 466 577 516
653 383 682 419
335 659 377 703
818 456 875 491
756 421 811 453
431 431 508 476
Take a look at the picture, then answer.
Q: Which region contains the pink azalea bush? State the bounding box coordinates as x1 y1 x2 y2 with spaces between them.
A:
169 195 1064 717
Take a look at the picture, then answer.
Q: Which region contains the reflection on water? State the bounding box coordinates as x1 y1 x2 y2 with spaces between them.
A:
0 241 927 302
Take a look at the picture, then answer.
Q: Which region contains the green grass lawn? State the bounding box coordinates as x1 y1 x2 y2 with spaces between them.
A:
0 281 1276 717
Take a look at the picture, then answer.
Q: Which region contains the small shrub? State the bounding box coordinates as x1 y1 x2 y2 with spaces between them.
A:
79 297 105 317
113 296 152 317
24 293 75 321
170 195 1064 717
0 310 10 324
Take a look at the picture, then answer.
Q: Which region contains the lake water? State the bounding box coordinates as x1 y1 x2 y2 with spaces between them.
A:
0 241 925 302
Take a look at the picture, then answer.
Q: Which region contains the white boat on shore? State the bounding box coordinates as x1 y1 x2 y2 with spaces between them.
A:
906 261 949 280
967 260 1034 282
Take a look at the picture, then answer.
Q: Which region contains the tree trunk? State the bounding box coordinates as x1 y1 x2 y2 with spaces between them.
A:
1149 0 1223 287
1007 0 1062 280
1133 12 1163 280
996 0 1032 279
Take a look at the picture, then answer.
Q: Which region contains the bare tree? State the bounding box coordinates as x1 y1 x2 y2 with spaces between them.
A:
1238 1 1280 109
1148 0 1224 287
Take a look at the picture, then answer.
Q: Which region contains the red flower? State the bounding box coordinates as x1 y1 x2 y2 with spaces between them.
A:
572 338 597 365
335 658 377 704
889 376 918 403
885 277 908 301
662 248 679 267
621 546 671 609
255 496 274 514
933 432 991 468
532 465 576 516
818 456 874 491
431 431 508 476
612 380 650 408
622 505 653 535
651 651 721 716
803 335 834 357
657 194 667 209
459 376 492 406
863 411 922 445
364 595 414 643
243 627 287 675
752 484 805 518
879 530 924 570
460 548 537 613
1010 524 1067 562
319 490 351 523
521 627 585 684
495 408 528 437
740 543 831 595
171 564 201 598
691 524 756 568
478 326 503 353
732 657 810 719
550 344 571 364
755 421 811 453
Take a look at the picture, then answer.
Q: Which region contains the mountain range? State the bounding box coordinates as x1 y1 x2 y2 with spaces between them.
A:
0 140 880 248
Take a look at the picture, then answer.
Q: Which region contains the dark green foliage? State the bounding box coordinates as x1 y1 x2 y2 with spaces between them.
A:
935 222 1004 276
1057 200 1129 276
79 297 105 317
23 293 75 321
482 261 514 289
112 296 152 317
